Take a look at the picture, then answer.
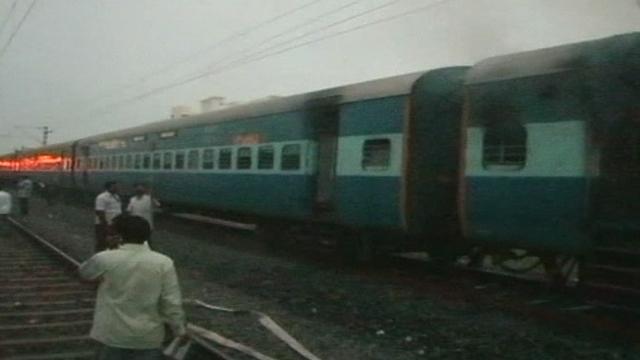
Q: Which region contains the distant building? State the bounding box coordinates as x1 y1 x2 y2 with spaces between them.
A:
200 96 226 113
171 105 193 119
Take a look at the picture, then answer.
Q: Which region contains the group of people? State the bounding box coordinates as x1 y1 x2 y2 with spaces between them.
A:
94 181 159 252
0 177 186 359
86 181 182 358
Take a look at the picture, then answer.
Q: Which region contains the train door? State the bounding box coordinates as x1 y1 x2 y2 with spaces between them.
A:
596 117 640 225
313 108 339 215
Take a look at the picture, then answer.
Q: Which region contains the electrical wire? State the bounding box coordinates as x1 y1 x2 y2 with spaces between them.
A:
84 0 327 102
98 0 455 111
0 0 37 61
0 1 18 40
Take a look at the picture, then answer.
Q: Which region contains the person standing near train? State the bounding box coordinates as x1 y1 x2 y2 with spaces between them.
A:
0 184 12 235
127 183 160 247
127 183 160 230
95 181 122 252
16 176 33 216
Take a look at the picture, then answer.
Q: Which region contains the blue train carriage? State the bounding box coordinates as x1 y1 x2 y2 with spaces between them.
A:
73 68 468 259
460 32 640 284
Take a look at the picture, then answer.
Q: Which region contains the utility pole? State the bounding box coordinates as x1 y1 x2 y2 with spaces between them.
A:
40 126 53 146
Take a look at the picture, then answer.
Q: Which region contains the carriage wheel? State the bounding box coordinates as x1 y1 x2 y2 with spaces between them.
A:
542 255 581 287
496 249 543 274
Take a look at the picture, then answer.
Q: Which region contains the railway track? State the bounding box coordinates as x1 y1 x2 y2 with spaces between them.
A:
0 218 325 360
0 219 96 360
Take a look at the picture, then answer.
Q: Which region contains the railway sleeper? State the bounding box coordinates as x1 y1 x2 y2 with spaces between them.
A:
0 335 95 359
0 308 93 325
0 320 92 340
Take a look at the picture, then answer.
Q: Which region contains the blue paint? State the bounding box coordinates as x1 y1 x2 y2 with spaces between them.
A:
87 171 314 219
335 176 401 229
464 176 591 254
339 96 406 136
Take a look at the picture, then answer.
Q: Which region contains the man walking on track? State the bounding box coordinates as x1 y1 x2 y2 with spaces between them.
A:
79 214 187 360
16 176 33 216
94 181 122 252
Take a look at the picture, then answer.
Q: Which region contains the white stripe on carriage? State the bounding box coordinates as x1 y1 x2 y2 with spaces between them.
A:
464 120 588 178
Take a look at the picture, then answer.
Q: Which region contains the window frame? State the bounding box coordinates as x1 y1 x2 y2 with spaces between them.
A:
187 149 200 170
174 151 185 170
236 147 252 170
202 148 215 170
281 144 301 171
257 145 275 170
361 138 392 171
218 148 233 170
163 151 173 170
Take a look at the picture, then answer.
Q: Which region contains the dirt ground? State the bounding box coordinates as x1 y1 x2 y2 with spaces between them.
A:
11 196 639 360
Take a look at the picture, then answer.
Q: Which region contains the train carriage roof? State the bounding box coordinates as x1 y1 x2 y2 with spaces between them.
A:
467 32 640 85
79 71 428 145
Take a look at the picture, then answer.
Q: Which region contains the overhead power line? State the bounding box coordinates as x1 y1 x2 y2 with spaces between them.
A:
0 0 37 61
98 0 455 111
197 0 363 75
86 0 327 102
0 1 18 39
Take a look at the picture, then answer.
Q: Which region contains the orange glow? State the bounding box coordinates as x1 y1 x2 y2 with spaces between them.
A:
0 154 69 171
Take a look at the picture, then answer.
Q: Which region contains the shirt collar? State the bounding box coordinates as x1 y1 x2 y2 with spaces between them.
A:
119 243 147 251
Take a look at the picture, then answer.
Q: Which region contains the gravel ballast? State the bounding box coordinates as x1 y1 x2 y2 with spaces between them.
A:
12 197 639 360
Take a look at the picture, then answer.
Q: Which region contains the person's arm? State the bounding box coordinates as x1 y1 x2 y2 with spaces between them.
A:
160 261 187 338
78 253 106 283
126 199 133 214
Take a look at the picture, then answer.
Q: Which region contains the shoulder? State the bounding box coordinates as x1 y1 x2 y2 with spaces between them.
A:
147 250 175 267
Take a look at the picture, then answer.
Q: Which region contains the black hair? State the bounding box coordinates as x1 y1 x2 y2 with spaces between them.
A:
112 214 150 244
104 181 117 190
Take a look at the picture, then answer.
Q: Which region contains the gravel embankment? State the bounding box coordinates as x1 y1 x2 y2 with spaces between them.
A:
12 196 639 360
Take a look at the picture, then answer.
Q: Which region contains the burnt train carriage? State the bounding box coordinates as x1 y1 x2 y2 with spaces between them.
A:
0 68 467 256
461 32 640 284
0 142 75 188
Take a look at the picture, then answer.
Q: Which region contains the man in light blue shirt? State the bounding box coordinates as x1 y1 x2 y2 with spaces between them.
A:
79 215 186 359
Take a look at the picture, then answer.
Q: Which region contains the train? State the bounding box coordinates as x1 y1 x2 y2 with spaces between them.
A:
2 32 639 286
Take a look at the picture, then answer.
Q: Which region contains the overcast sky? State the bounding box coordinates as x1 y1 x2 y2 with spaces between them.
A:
0 0 639 153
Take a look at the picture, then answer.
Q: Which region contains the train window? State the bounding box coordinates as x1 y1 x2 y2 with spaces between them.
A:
152 153 162 170
482 121 527 170
125 155 133 169
163 152 173 170
237 147 252 170
258 145 274 169
134 154 142 169
174 151 185 170
111 156 117 170
143 154 151 169
118 155 124 169
187 150 200 170
281 144 301 170
202 149 215 170
362 139 391 171
219 148 232 169
99 157 105 170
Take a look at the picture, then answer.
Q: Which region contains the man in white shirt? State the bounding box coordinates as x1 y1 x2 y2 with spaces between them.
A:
0 184 12 235
79 215 186 360
127 183 160 230
16 176 32 215
95 181 122 252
